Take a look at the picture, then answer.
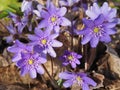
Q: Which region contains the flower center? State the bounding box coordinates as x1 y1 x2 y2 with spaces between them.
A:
28 59 34 65
50 16 57 23
76 76 83 85
67 55 73 60
41 39 47 45
94 27 99 33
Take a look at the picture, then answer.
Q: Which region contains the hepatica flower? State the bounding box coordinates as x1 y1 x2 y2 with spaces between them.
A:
86 2 117 22
38 2 71 33
4 24 19 43
77 14 116 48
17 52 46 78
59 71 97 90
9 12 28 33
59 0 80 7
28 28 63 57
60 50 82 68
7 40 33 62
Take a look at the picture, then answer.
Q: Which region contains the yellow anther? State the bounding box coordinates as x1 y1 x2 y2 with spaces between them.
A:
41 39 47 45
28 59 34 65
68 55 73 60
51 17 57 22
76 76 82 82
94 27 99 33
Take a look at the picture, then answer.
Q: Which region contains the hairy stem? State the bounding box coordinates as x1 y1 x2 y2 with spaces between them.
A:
87 48 96 71
42 64 59 88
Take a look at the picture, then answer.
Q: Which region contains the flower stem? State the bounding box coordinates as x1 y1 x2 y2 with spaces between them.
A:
84 44 88 70
42 64 59 88
87 48 96 71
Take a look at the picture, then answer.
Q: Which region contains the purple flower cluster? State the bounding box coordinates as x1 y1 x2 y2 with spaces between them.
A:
7 40 47 78
6 0 119 89
76 2 118 48
60 50 82 68
59 71 97 90
86 2 117 22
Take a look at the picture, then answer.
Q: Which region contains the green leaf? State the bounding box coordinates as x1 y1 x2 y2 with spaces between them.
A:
0 10 9 19
57 79 63 86
8 4 20 11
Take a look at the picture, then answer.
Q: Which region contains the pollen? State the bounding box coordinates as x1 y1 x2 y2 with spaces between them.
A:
67 55 73 60
76 76 82 82
28 59 34 65
41 39 47 45
51 16 57 22
94 27 99 33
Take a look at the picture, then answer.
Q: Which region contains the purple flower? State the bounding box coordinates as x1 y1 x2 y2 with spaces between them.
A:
28 28 63 57
38 2 71 33
9 12 28 33
59 71 97 90
21 0 33 12
7 40 33 62
60 50 82 68
59 0 88 11
77 14 116 48
4 24 18 43
17 52 46 78
59 0 80 7
86 2 117 22
33 4 44 17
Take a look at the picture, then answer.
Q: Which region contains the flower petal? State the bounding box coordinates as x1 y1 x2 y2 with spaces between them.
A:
38 19 48 29
94 14 105 26
34 28 44 37
47 46 56 57
81 34 92 45
83 77 97 87
36 65 44 74
50 40 63 47
90 37 99 48
63 80 73 88
86 10 97 20
29 68 37 78
58 7 67 16
38 57 47 63
49 33 59 39
92 3 100 15
105 28 116 35
103 23 116 28
100 34 111 43
54 25 60 33
28 35 39 41
60 17 71 26
82 18 94 28
59 71 74 79
12 53 21 62
101 2 109 16
20 66 29 76
71 62 76 68
75 59 80 65
82 82 89 90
